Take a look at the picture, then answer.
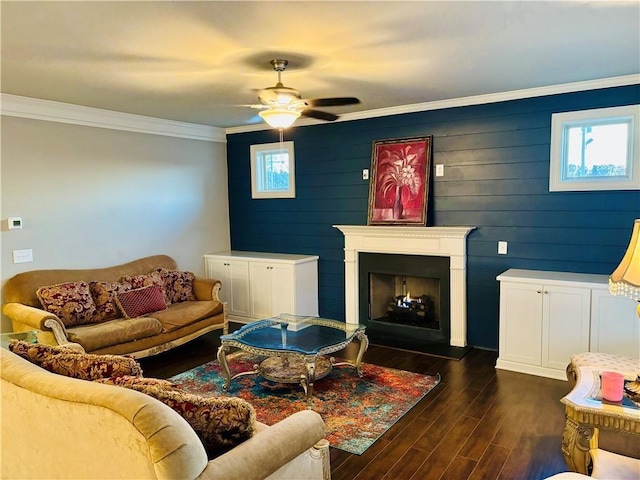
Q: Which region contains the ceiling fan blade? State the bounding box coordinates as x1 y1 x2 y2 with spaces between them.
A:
302 109 339 122
305 97 360 107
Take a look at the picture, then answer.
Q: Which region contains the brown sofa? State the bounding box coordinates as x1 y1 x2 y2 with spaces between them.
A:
2 255 228 358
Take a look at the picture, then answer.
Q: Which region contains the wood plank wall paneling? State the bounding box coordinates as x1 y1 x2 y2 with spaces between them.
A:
226 85 640 349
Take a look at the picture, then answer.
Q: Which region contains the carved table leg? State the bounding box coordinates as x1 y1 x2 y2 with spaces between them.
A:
217 345 232 391
300 356 317 399
354 331 369 377
562 416 599 475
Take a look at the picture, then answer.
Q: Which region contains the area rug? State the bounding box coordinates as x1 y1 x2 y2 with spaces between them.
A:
169 353 440 455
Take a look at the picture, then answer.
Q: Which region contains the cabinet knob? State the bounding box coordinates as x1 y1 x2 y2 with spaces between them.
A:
537 290 542 294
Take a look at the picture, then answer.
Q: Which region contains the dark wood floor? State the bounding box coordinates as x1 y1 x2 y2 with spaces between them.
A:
140 326 638 480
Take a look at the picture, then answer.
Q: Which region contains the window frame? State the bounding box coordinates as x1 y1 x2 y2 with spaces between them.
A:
549 104 640 192
250 141 296 199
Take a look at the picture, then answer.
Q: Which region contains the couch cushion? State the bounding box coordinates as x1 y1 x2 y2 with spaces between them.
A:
4 255 178 308
155 268 196 304
151 300 223 333
66 316 163 352
36 281 98 327
93 375 174 389
116 285 167 319
123 384 256 458
9 340 142 380
89 281 132 322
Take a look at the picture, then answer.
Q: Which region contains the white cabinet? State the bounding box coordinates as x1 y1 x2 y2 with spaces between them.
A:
204 251 319 322
497 269 637 380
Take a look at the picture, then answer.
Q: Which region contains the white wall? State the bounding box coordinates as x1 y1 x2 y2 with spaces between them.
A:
1 116 230 332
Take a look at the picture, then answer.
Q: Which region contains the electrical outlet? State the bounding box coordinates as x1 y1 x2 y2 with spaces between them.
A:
498 241 508 255
362 169 369 180
13 248 33 263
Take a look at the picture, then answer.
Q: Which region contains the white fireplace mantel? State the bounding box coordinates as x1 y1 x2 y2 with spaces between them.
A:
334 225 475 347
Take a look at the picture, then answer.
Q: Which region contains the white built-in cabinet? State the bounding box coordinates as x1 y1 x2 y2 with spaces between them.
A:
496 269 639 380
204 251 319 322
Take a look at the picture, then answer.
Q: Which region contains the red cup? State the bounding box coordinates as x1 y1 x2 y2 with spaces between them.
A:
601 371 624 402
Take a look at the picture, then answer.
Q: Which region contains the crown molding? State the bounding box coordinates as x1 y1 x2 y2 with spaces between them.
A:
0 94 226 143
225 74 640 135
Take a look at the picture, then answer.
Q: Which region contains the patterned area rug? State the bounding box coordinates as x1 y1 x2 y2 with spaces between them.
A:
169 353 441 454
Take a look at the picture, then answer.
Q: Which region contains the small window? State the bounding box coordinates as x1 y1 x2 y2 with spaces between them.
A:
549 105 640 191
250 141 295 199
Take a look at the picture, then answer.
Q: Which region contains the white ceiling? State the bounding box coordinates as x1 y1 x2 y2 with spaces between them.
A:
2 1 639 130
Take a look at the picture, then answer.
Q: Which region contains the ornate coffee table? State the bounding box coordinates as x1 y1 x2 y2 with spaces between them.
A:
217 314 369 398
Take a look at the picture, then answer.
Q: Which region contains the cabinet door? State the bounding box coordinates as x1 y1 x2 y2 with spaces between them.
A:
541 285 590 370
204 258 230 303
591 289 639 358
270 264 295 317
249 262 274 319
499 282 543 366
226 260 250 317
204 257 250 317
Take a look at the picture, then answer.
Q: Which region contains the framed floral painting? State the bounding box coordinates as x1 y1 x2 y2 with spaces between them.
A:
367 135 432 225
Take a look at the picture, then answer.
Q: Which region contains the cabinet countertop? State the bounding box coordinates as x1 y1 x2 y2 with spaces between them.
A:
497 268 611 288
204 251 319 264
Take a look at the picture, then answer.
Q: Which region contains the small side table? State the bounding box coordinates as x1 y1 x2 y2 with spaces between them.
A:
561 365 640 478
0 330 38 350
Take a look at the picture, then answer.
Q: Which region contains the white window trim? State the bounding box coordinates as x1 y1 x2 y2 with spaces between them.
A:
250 141 296 199
549 105 640 192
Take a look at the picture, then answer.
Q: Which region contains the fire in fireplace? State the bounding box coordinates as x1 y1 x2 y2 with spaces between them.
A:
359 252 450 348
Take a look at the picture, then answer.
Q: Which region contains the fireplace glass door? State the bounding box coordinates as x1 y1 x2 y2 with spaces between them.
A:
358 252 450 347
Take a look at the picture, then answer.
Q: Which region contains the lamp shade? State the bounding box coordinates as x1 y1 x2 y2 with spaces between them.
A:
609 218 640 301
259 108 301 129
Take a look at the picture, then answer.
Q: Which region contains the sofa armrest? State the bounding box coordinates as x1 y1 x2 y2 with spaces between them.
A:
197 410 327 480
193 277 222 302
3 302 65 332
2 303 77 348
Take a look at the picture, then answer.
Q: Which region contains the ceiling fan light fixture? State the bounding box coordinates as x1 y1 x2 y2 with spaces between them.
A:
259 108 301 128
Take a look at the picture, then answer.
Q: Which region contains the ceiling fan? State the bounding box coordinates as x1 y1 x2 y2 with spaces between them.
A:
251 59 360 128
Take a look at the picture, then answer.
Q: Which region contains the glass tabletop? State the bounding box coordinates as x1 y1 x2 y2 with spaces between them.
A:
220 314 366 355
0 330 38 350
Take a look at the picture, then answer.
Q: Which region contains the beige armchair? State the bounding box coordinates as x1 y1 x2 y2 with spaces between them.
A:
1 348 330 479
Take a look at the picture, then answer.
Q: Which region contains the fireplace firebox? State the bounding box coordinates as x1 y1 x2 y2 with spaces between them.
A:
359 253 450 349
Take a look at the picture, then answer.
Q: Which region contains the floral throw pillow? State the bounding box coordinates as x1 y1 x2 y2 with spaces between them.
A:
9 339 79 359
9 340 142 380
36 281 98 327
115 285 167 319
89 281 132 321
155 268 196 304
124 384 256 457
120 272 169 304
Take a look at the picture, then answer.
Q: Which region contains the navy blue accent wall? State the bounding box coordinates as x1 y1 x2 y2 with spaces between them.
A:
226 85 640 350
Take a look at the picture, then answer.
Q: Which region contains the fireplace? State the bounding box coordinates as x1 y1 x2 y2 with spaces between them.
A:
334 225 474 348
360 252 450 348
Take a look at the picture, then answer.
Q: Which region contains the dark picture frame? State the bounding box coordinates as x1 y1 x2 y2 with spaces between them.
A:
367 135 433 225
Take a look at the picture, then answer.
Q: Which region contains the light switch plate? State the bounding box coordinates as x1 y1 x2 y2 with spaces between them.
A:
362 169 369 180
435 164 444 177
498 241 508 255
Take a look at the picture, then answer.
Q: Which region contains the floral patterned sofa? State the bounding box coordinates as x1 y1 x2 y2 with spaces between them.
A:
2 255 228 357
